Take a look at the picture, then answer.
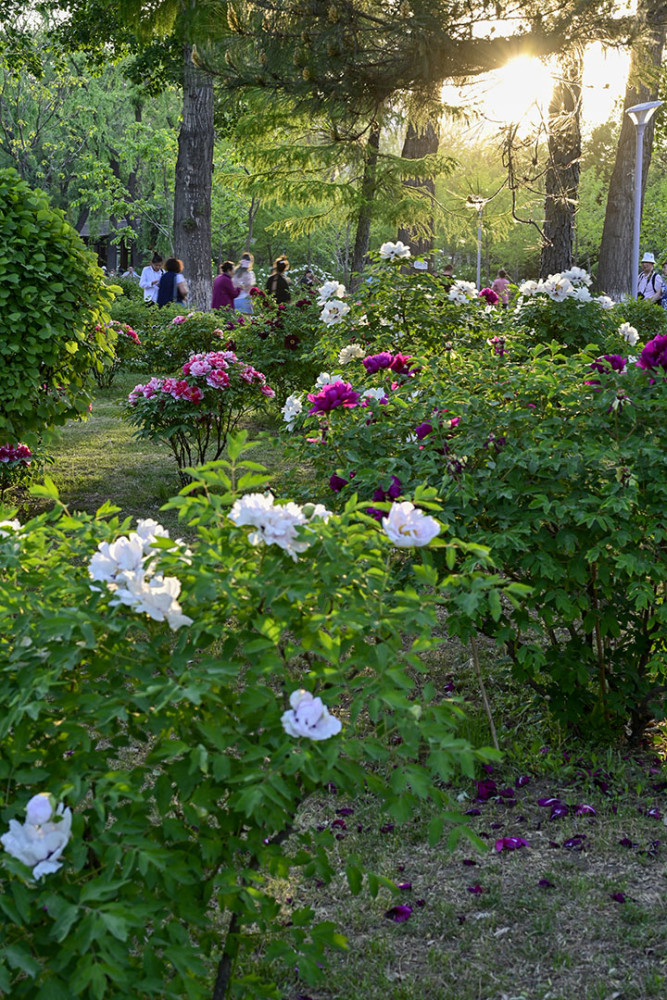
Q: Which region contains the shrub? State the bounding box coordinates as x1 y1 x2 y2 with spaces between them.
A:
92 321 143 388
123 351 277 482
0 169 115 445
0 437 502 999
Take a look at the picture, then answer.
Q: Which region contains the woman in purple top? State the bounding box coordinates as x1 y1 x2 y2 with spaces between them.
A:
211 261 241 311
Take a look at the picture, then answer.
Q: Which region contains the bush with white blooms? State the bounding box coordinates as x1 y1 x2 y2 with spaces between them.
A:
0 434 503 1000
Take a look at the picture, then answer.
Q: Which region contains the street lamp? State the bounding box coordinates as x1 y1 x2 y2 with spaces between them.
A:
627 100 662 298
465 195 489 289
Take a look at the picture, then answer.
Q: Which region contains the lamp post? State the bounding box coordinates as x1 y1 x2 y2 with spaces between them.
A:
465 195 489 289
627 100 662 298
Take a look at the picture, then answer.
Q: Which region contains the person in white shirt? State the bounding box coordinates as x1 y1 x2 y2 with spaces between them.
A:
122 265 140 280
637 252 663 303
139 254 164 304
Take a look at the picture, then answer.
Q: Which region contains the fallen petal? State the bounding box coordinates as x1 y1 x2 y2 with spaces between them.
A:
385 904 413 923
611 892 626 904
575 804 597 816
538 878 555 889
467 884 484 894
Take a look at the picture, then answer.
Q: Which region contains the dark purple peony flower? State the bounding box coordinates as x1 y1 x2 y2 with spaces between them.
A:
476 779 498 801
362 352 394 374
389 353 414 374
329 473 349 493
307 381 361 414
637 333 667 371
589 354 627 375
415 421 433 440
385 904 413 922
372 475 402 502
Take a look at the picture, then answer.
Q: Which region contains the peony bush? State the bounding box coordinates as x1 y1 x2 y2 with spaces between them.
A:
0 435 506 999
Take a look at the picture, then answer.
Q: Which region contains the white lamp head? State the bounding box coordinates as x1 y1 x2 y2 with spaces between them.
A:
626 100 663 126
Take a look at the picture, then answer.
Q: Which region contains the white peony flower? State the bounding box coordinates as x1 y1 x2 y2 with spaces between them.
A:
281 689 342 740
542 275 573 301
382 501 441 548
362 387 388 401
282 393 303 431
560 266 592 286
134 518 171 552
448 280 478 304
317 280 346 305
315 372 339 388
0 519 21 537
518 280 539 297
596 295 615 310
109 570 192 630
320 299 351 326
618 322 639 347
229 494 331 561
88 534 145 584
338 343 366 365
570 285 592 303
413 260 428 271
379 240 411 260
1 800 72 879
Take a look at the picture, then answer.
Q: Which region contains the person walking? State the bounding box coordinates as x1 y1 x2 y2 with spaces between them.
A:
492 268 511 308
212 261 242 311
233 252 256 313
156 257 188 308
265 256 291 304
637 252 662 303
139 254 164 304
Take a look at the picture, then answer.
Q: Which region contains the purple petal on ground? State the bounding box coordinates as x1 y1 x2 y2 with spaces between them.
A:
575 804 597 816
618 837 637 848
335 833 345 840
549 841 561 849
465 808 481 816
495 836 529 852
550 804 569 820
397 882 412 891
457 914 467 924
385 904 413 923
467 884 483 894
646 808 662 820
357 825 364 833
326 782 338 794
336 808 354 816
331 819 347 829
462 859 477 867
563 835 586 850
490 822 504 830
538 878 555 889
397 864 405 872
380 823 395 834
538 797 561 807
611 892 626 904
415 899 426 908
482 764 494 773
516 776 531 788
539 746 550 754
498 788 515 798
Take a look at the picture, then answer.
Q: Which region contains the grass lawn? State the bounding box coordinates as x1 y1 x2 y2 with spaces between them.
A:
12 374 667 1000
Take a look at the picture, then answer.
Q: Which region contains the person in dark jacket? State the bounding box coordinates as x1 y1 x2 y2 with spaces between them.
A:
212 261 242 311
157 257 188 307
265 257 291 304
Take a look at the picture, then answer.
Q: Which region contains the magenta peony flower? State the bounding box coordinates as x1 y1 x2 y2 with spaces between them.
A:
362 352 394 374
479 287 499 305
307 381 361 414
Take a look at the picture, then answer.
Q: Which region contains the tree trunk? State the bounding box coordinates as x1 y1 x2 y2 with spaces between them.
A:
174 43 214 311
397 117 439 261
350 124 380 287
540 49 583 278
597 0 667 298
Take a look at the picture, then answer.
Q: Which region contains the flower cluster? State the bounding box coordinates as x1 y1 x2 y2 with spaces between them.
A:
171 313 195 325
379 240 411 260
637 333 667 372
618 323 639 347
228 492 331 561
88 519 192 630
448 280 478 304
479 287 499 306
128 352 274 407
516 268 611 308
362 352 413 376
1 793 72 880
281 689 342 740
0 443 31 464
382 501 441 548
